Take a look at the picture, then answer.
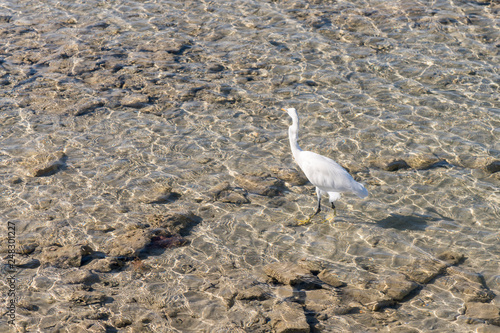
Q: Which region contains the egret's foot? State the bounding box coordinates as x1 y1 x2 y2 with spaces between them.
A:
296 216 314 225
325 212 336 222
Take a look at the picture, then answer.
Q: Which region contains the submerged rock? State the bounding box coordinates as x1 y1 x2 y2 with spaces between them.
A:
270 166 308 186
105 229 151 258
317 269 345 288
405 153 444 169
264 262 316 287
436 267 494 303
209 182 249 204
485 161 500 174
399 258 448 284
139 185 181 204
41 244 93 268
269 301 310 333
24 151 67 177
370 274 419 301
235 174 285 197
147 211 200 236
341 286 394 311
465 302 500 326
304 289 352 315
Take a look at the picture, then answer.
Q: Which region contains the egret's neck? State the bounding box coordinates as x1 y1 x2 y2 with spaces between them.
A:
288 119 302 158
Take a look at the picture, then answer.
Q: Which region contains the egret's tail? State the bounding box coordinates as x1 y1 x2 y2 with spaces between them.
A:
354 182 369 198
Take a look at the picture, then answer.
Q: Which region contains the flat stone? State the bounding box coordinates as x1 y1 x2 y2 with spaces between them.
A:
436 251 464 266
399 258 447 284
70 291 107 306
341 286 394 311
466 302 500 324
63 269 100 285
270 302 310 333
317 269 345 288
235 174 285 197
304 289 352 315
86 257 126 272
270 166 308 186
105 229 151 258
372 274 419 301
41 244 93 268
209 182 249 204
139 186 181 204
121 93 149 108
297 258 325 274
405 153 443 169
264 262 316 286
436 273 494 303
147 211 200 236
24 151 67 177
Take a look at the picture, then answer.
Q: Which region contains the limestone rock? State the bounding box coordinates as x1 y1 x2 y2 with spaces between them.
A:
485 161 500 174
147 211 200 236
317 269 345 288
86 257 126 272
41 244 93 268
270 166 308 186
121 93 149 108
264 262 316 287
372 158 410 172
70 291 107 306
63 269 100 285
466 302 500 325
341 286 394 311
296 259 325 275
304 289 352 315
270 302 310 333
140 186 181 204
24 151 67 177
371 274 419 301
235 174 285 197
436 251 464 266
209 182 249 204
405 153 443 169
105 229 151 257
436 271 494 303
399 258 447 284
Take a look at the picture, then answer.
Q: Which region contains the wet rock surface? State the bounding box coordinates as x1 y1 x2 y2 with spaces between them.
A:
22 151 67 177
235 174 286 197
40 244 94 268
1 0 499 331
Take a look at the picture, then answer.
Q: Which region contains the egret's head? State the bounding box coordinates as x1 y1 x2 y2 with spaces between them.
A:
281 108 297 118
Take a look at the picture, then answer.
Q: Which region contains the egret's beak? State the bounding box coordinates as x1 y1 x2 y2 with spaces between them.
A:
281 108 287 112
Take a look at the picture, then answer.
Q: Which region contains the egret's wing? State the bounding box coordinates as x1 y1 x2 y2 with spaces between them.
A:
297 151 368 198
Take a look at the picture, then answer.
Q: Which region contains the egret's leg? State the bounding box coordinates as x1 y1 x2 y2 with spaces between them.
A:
314 188 322 215
297 188 322 225
331 202 337 217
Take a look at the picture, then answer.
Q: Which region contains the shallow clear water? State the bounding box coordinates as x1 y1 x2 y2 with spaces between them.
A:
1 0 499 331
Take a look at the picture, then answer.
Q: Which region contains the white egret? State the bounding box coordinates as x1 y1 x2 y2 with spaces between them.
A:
282 107 368 224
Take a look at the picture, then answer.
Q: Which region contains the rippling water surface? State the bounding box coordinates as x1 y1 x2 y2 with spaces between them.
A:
1 0 499 331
